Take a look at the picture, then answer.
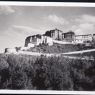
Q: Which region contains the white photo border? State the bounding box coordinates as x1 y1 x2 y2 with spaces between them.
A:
0 1 95 94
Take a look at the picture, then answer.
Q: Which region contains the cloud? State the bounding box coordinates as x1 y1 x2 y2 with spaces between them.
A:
74 23 95 35
71 14 95 35
0 6 15 15
2 26 33 48
12 25 45 35
46 14 68 25
76 14 95 24
0 28 26 53
0 25 47 53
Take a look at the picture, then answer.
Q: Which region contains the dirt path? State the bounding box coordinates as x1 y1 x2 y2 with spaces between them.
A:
5 48 95 60
62 49 95 55
63 56 94 60
17 48 95 56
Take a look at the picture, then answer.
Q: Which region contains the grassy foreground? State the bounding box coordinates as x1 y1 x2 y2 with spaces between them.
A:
0 53 95 90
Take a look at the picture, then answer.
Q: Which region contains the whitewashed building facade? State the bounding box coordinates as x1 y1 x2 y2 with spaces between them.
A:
74 34 93 44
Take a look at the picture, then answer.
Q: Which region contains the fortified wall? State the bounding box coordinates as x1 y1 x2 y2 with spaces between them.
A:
25 28 75 47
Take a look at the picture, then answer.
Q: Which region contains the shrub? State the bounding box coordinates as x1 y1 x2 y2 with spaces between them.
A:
32 56 73 90
0 55 9 70
9 70 28 89
70 59 95 90
0 54 9 89
0 53 95 90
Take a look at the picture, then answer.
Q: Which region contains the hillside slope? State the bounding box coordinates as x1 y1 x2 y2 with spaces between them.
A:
26 43 87 53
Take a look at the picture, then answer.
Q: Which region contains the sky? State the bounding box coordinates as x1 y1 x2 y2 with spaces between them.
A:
0 5 95 52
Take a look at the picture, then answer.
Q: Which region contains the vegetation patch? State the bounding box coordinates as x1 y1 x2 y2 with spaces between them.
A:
0 53 95 90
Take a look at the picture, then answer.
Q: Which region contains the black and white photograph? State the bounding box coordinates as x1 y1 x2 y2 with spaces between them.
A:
0 2 95 94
